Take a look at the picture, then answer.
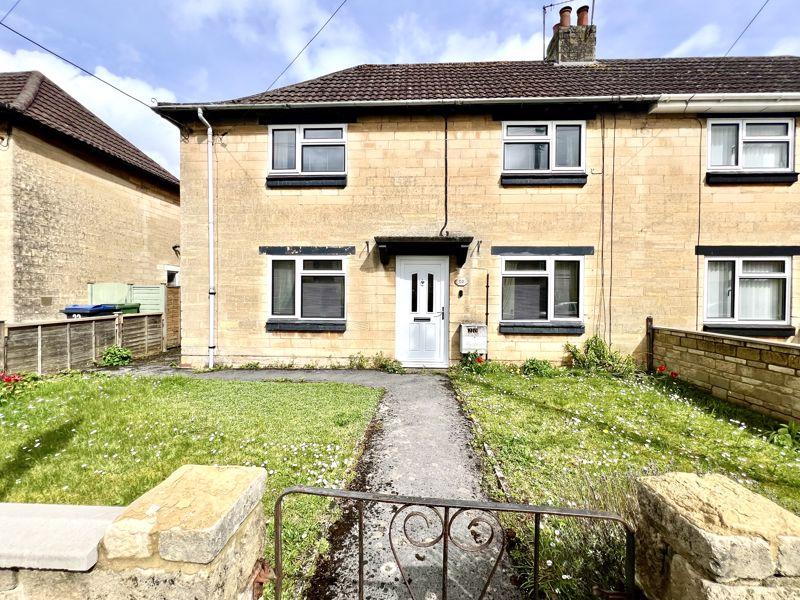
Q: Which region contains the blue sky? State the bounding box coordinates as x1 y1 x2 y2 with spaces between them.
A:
0 0 796 176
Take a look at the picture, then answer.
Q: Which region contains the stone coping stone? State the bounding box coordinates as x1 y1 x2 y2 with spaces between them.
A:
0 503 124 571
638 473 800 580
103 465 266 564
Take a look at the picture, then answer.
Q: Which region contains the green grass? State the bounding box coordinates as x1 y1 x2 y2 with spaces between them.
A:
0 373 381 596
452 365 800 598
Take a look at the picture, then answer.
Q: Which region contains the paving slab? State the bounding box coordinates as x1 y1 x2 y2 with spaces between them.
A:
0 503 124 571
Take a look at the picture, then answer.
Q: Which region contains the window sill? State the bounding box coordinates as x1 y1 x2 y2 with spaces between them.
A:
702 324 796 338
266 174 347 188
705 172 797 185
500 173 587 187
499 322 585 335
266 319 346 332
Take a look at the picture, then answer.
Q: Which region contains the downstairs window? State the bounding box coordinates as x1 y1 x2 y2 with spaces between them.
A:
501 257 583 322
270 257 346 320
705 257 791 325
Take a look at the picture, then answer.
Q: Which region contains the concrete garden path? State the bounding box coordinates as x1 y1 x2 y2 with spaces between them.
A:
118 364 520 599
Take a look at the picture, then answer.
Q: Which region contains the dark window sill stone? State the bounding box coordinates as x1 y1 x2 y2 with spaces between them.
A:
266 320 346 332
703 324 796 338
266 174 347 188
500 173 587 187
705 172 797 185
499 322 585 335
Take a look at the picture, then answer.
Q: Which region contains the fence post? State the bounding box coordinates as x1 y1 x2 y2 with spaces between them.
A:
0 320 5 371
161 313 167 352
645 316 654 373
66 321 72 370
115 314 123 347
36 324 42 375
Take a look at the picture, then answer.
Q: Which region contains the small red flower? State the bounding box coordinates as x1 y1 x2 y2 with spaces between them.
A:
475 356 485 364
657 365 666 373
669 371 679 378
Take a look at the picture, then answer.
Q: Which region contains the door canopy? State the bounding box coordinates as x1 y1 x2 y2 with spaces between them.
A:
375 236 473 268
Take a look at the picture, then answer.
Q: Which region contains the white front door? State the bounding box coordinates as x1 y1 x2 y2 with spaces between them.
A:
395 256 449 367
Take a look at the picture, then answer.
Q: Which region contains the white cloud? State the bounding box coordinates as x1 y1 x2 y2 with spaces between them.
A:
666 24 722 57
169 0 377 85
390 12 543 64
769 36 800 56
0 48 179 176
439 31 544 62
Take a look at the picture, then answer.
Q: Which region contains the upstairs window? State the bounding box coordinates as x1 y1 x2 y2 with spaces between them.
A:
705 257 791 324
270 256 346 320
708 118 794 172
501 257 583 322
269 125 346 175
502 121 585 173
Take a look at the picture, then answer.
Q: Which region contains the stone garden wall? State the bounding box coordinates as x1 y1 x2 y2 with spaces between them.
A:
635 473 800 600
651 325 800 422
0 465 268 600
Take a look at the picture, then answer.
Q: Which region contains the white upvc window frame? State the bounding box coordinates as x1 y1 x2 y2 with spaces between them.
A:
499 255 584 323
267 124 348 176
707 117 795 173
703 256 792 326
501 120 587 174
267 255 348 321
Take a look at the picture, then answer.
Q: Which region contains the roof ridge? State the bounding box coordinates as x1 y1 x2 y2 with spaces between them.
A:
10 71 43 112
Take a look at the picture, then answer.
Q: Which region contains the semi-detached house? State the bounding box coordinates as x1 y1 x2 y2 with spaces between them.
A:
156 5 800 369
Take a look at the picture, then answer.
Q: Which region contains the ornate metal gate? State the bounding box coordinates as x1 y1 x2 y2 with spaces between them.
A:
274 486 636 599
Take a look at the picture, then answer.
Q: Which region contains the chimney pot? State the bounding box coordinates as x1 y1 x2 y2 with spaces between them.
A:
577 5 589 26
559 6 572 28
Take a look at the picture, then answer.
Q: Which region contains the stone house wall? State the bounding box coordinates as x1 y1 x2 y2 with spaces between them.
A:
652 326 800 422
1 126 180 323
178 112 800 368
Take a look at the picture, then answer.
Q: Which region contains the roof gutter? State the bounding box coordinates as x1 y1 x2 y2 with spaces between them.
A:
155 94 660 112
650 93 800 114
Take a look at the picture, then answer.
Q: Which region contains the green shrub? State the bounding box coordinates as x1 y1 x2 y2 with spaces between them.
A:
460 351 489 374
372 353 405 374
769 421 800 450
347 353 369 370
238 362 262 370
100 345 133 367
565 336 637 378
521 358 559 378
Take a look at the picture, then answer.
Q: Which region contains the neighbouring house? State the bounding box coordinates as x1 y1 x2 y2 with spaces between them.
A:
0 71 180 323
156 5 800 369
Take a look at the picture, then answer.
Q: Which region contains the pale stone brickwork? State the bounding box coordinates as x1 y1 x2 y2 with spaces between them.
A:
0 126 179 323
178 113 800 367
636 472 800 600
0 127 13 323
0 465 267 600
653 327 800 422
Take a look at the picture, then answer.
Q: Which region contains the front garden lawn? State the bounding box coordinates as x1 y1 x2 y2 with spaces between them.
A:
452 366 800 599
0 373 381 596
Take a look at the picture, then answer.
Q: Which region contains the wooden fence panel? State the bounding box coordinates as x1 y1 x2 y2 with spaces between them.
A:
68 321 95 369
165 286 180 349
1 312 164 375
5 326 39 373
41 324 70 373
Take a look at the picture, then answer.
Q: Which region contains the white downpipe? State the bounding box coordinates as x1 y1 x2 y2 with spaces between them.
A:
197 108 215 368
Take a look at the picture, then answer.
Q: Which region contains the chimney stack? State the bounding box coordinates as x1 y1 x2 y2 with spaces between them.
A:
546 4 596 64
559 6 572 27
577 5 589 26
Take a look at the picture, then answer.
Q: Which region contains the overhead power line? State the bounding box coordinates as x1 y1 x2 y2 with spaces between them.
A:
725 0 771 56
266 0 348 91
1 0 24 23
0 21 183 128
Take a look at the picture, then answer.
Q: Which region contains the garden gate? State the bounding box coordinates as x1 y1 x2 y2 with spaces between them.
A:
273 486 636 599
